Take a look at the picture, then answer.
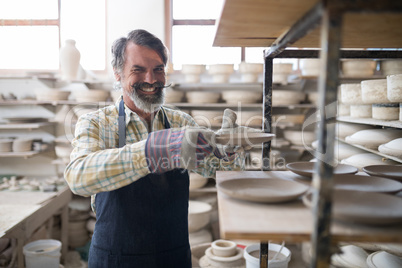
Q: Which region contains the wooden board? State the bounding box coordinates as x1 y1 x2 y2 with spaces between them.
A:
0 191 57 205
214 0 402 48
216 171 402 243
0 204 41 237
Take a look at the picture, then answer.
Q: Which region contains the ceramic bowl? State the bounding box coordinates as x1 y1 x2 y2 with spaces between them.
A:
381 60 402 76
372 103 399 120
12 139 33 152
300 59 321 77
338 103 350 116
273 63 293 74
361 79 389 104
243 243 291 268
164 88 184 103
239 62 263 74
331 245 369 268
189 173 209 190
283 130 315 146
221 90 262 104
211 240 237 257
378 138 402 158
188 200 212 233
341 83 364 104
345 128 402 150
341 153 398 171
0 139 13 152
73 89 110 103
181 64 206 74
342 59 376 77
35 89 71 101
336 122 375 139
350 104 372 118
272 114 305 125
186 92 220 104
237 111 263 127
367 251 402 268
208 64 234 74
272 90 305 105
387 74 402 102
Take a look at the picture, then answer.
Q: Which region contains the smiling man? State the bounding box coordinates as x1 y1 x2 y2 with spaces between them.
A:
64 29 245 268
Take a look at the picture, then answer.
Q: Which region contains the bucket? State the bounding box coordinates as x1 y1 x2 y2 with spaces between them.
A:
244 243 291 268
23 239 61 268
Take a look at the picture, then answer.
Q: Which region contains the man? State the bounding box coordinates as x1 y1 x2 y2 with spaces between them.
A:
64 29 246 267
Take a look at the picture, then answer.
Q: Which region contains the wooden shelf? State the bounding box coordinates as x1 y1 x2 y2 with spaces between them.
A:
337 138 402 164
216 171 402 243
337 116 402 129
0 122 55 130
0 100 114 106
213 0 402 48
0 151 42 159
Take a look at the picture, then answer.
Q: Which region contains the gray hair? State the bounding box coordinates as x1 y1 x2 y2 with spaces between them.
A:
111 29 169 74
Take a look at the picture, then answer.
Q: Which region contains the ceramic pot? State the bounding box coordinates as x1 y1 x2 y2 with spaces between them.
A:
188 200 212 232
372 104 399 120
350 104 372 118
361 79 389 104
387 74 402 102
60 39 81 81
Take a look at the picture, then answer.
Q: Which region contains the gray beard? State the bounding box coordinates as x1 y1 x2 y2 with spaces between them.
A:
128 88 165 113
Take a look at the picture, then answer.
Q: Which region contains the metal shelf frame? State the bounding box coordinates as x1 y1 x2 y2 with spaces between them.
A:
259 1 402 267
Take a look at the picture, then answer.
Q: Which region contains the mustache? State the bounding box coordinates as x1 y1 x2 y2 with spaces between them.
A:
131 82 171 91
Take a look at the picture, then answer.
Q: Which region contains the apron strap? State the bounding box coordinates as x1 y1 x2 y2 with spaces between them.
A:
118 99 126 148
118 99 170 148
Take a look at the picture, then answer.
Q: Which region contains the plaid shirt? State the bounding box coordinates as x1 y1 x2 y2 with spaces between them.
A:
64 97 244 212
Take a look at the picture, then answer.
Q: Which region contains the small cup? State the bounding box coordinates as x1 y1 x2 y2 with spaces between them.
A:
211 239 237 257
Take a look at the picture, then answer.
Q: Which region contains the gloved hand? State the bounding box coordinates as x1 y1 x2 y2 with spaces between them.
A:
215 109 263 155
144 126 225 174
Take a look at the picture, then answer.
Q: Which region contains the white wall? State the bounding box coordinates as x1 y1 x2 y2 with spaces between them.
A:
106 0 166 76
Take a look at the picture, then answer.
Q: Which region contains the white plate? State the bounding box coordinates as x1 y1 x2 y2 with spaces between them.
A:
286 162 358 178
362 165 402 182
303 189 402 225
218 178 309 203
216 132 275 147
333 174 402 194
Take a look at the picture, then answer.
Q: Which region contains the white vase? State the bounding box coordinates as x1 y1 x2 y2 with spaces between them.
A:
60 39 81 81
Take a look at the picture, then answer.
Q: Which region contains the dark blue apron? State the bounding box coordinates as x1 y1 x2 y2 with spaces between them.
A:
88 99 191 268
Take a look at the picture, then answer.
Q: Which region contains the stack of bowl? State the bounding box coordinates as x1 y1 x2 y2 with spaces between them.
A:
238 62 263 83
188 200 213 247
208 64 234 83
181 64 206 83
273 63 293 85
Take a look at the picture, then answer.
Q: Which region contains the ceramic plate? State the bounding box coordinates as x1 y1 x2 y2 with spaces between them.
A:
215 132 275 147
286 162 358 178
302 189 402 225
218 178 309 203
333 174 402 194
363 165 402 182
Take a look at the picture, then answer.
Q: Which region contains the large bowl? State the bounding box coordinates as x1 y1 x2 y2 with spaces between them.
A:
221 90 262 104
73 89 110 103
188 200 212 233
186 92 220 104
189 173 209 190
272 90 306 105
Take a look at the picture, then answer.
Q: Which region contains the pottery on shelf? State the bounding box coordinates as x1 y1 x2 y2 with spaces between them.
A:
191 110 222 127
341 59 376 77
273 63 293 85
361 79 389 104
387 74 402 102
336 122 375 139
188 200 212 233
350 104 372 118
12 139 33 152
272 90 306 105
35 89 71 101
338 103 350 116
345 128 402 150
189 229 213 247
208 64 234 83
300 59 321 77
239 62 263 83
164 87 184 103
378 138 402 158
372 103 400 120
73 89 110 103
341 83 364 105
331 245 369 268
221 90 262 104
0 139 13 152
341 153 398 171
59 39 81 81
189 173 209 190
381 60 402 76
186 91 220 104
283 130 315 146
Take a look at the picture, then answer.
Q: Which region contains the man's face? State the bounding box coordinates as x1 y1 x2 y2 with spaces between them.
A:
118 42 166 113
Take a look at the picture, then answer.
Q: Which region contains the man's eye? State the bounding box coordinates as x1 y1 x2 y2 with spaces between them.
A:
155 68 165 72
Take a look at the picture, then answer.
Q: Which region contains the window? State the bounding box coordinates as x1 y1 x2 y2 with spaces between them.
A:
167 0 297 70
0 0 106 72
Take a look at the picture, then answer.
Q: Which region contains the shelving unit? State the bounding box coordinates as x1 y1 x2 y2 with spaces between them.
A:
213 0 402 267
337 116 402 129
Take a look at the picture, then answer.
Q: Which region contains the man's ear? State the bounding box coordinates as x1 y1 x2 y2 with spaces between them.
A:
114 69 121 81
